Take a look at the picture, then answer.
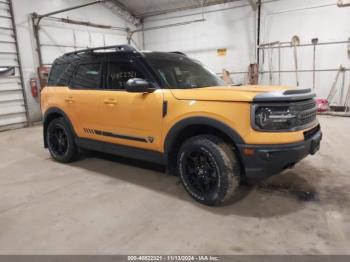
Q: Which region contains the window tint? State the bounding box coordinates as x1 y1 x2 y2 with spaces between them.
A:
106 62 145 90
70 63 102 89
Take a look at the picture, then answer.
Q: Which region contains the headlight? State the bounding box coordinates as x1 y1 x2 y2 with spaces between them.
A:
253 105 298 131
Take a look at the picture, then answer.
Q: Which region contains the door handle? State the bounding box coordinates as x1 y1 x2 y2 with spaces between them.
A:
104 99 118 105
64 97 75 103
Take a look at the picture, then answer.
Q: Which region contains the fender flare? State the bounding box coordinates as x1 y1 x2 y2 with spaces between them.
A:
43 107 76 147
163 116 245 156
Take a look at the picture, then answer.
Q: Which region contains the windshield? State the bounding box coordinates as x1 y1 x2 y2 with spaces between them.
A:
144 52 225 89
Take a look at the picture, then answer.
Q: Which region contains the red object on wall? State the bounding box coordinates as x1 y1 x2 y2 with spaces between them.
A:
316 99 329 112
30 78 39 97
37 66 50 89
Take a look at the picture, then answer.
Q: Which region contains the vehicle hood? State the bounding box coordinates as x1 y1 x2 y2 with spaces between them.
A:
170 85 293 102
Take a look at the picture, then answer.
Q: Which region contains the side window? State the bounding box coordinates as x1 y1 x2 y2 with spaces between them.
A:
58 62 77 86
48 63 76 86
106 62 145 90
48 63 65 86
70 63 102 89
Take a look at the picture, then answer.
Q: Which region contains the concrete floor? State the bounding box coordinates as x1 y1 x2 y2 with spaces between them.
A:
0 115 349 255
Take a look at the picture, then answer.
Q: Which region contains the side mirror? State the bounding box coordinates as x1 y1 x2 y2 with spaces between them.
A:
125 78 156 93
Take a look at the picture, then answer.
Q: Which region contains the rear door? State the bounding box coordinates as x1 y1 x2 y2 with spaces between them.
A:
68 58 105 140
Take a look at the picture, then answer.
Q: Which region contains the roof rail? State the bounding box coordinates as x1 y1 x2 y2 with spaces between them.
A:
65 45 137 56
171 51 186 56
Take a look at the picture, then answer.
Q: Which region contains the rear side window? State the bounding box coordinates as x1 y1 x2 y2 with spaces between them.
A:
70 63 102 89
106 62 145 90
47 64 63 86
48 63 76 86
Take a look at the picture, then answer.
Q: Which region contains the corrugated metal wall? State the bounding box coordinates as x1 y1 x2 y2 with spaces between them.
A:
0 0 28 131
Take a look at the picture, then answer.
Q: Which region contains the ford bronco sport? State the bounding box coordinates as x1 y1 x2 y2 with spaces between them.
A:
42 45 322 206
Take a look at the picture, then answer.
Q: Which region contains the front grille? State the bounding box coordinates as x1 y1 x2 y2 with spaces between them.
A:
293 99 316 111
290 99 317 128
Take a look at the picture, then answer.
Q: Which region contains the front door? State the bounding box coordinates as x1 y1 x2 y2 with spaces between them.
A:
97 58 164 152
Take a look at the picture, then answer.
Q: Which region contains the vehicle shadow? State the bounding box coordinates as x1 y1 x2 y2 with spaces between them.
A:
69 152 320 218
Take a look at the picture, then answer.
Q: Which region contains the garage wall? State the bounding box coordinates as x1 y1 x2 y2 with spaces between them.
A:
142 1 256 85
260 0 350 104
0 0 28 130
143 0 350 104
11 0 141 123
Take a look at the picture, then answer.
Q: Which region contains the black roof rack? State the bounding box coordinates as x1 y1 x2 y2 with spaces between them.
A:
171 51 186 56
65 45 137 56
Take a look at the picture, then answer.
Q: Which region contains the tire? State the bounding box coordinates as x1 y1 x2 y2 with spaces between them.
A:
46 117 79 163
177 135 241 206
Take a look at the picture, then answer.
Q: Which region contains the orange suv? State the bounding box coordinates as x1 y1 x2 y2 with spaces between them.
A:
41 45 321 206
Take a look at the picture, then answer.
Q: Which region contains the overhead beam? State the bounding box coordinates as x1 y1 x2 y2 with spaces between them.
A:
44 16 127 31
247 0 258 10
35 1 103 19
337 0 350 7
109 0 136 17
105 0 141 26
138 0 239 18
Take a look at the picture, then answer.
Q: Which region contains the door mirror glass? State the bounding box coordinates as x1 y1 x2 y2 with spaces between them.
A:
125 78 155 93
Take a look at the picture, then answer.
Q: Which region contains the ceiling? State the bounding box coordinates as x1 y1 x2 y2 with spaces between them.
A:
113 0 241 18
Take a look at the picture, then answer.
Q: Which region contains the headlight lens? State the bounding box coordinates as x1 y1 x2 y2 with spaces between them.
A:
254 105 298 130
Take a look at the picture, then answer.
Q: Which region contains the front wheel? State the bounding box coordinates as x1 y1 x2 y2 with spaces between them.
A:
177 135 241 206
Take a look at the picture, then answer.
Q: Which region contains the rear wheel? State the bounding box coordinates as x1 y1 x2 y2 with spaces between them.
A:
46 118 79 163
177 135 241 206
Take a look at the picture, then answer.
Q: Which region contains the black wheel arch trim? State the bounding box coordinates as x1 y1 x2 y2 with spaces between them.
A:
43 107 76 148
164 117 245 158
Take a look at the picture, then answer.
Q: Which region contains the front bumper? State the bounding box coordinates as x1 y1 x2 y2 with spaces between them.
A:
237 126 322 180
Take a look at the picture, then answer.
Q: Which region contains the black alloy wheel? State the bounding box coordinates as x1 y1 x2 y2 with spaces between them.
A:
46 117 79 163
178 135 241 206
183 148 220 196
48 123 69 157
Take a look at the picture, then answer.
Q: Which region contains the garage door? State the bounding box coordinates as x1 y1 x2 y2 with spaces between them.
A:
0 0 29 131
